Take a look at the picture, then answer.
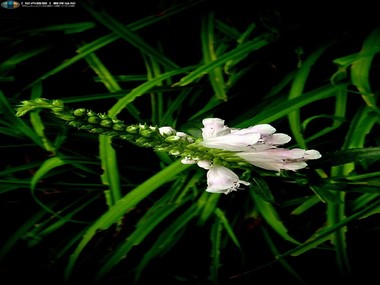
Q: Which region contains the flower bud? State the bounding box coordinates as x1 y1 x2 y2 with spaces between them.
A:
100 119 113 127
113 123 125 131
73 108 86 117
88 116 100 124
159 126 176 137
52 100 64 108
165 135 180 142
68 121 83 128
140 129 152 137
126 125 138 133
169 150 180 156
89 128 105 133
87 110 97 117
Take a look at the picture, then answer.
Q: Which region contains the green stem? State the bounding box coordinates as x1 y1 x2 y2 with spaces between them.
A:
15 98 251 170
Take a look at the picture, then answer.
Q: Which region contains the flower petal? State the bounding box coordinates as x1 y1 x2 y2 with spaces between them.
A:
200 132 261 151
202 118 231 139
159 126 176 136
197 160 212 169
181 157 197 164
206 165 250 194
244 124 276 135
263 133 291 145
237 149 310 171
236 148 321 171
305 149 322 159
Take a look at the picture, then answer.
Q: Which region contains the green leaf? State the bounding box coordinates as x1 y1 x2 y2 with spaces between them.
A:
173 33 273 87
250 190 300 245
65 160 191 281
201 13 228 101
310 147 380 168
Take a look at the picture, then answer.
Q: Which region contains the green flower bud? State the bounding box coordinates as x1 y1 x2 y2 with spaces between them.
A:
140 129 152 137
113 119 123 124
169 149 180 155
88 116 100 124
99 113 110 120
136 137 149 145
89 128 105 133
79 124 94 130
52 100 64 108
126 125 138 133
165 135 180 142
103 131 119 136
68 121 83 128
74 108 87 117
119 134 133 140
113 123 125 131
34 98 49 104
100 119 113 127
87 110 97 117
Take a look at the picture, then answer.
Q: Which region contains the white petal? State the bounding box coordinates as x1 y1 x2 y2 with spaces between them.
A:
236 152 284 171
282 161 308 171
181 157 196 164
205 166 250 194
263 133 291 145
304 150 322 159
260 148 306 159
197 160 212 169
159 126 175 136
201 118 231 139
229 124 275 136
200 132 261 151
246 124 276 135
237 149 308 171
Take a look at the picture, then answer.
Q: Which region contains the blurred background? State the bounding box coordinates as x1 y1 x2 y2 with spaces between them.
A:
1 0 380 284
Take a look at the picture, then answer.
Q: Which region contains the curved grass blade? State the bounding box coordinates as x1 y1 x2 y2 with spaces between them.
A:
201 12 227 101
209 216 223 285
0 208 47 259
278 199 380 257
133 200 202 283
197 191 221 226
214 208 242 251
261 227 308 284
0 46 51 73
30 156 102 222
235 83 349 127
0 90 43 147
27 22 96 34
94 193 192 281
287 43 333 148
172 33 273 87
351 27 380 113
82 2 179 70
250 190 300 245
23 0 204 88
108 67 193 116
64 160 191 281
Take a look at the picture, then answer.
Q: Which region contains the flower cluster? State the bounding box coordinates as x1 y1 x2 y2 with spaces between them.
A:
15 99 321 195
180 118 321 194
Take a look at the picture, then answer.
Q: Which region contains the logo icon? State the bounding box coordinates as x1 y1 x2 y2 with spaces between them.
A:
1 1 20 9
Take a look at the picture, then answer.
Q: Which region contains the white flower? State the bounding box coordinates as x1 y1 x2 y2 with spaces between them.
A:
197 160 212 170
199 118 321 172
201 118 231 139
206 165 250 194
237 148 322 171
179 117 322 194
159 126 176 136
200 119 291 152
181 157 197 164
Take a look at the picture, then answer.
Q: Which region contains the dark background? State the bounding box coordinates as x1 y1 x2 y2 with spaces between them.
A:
1 0 380 284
